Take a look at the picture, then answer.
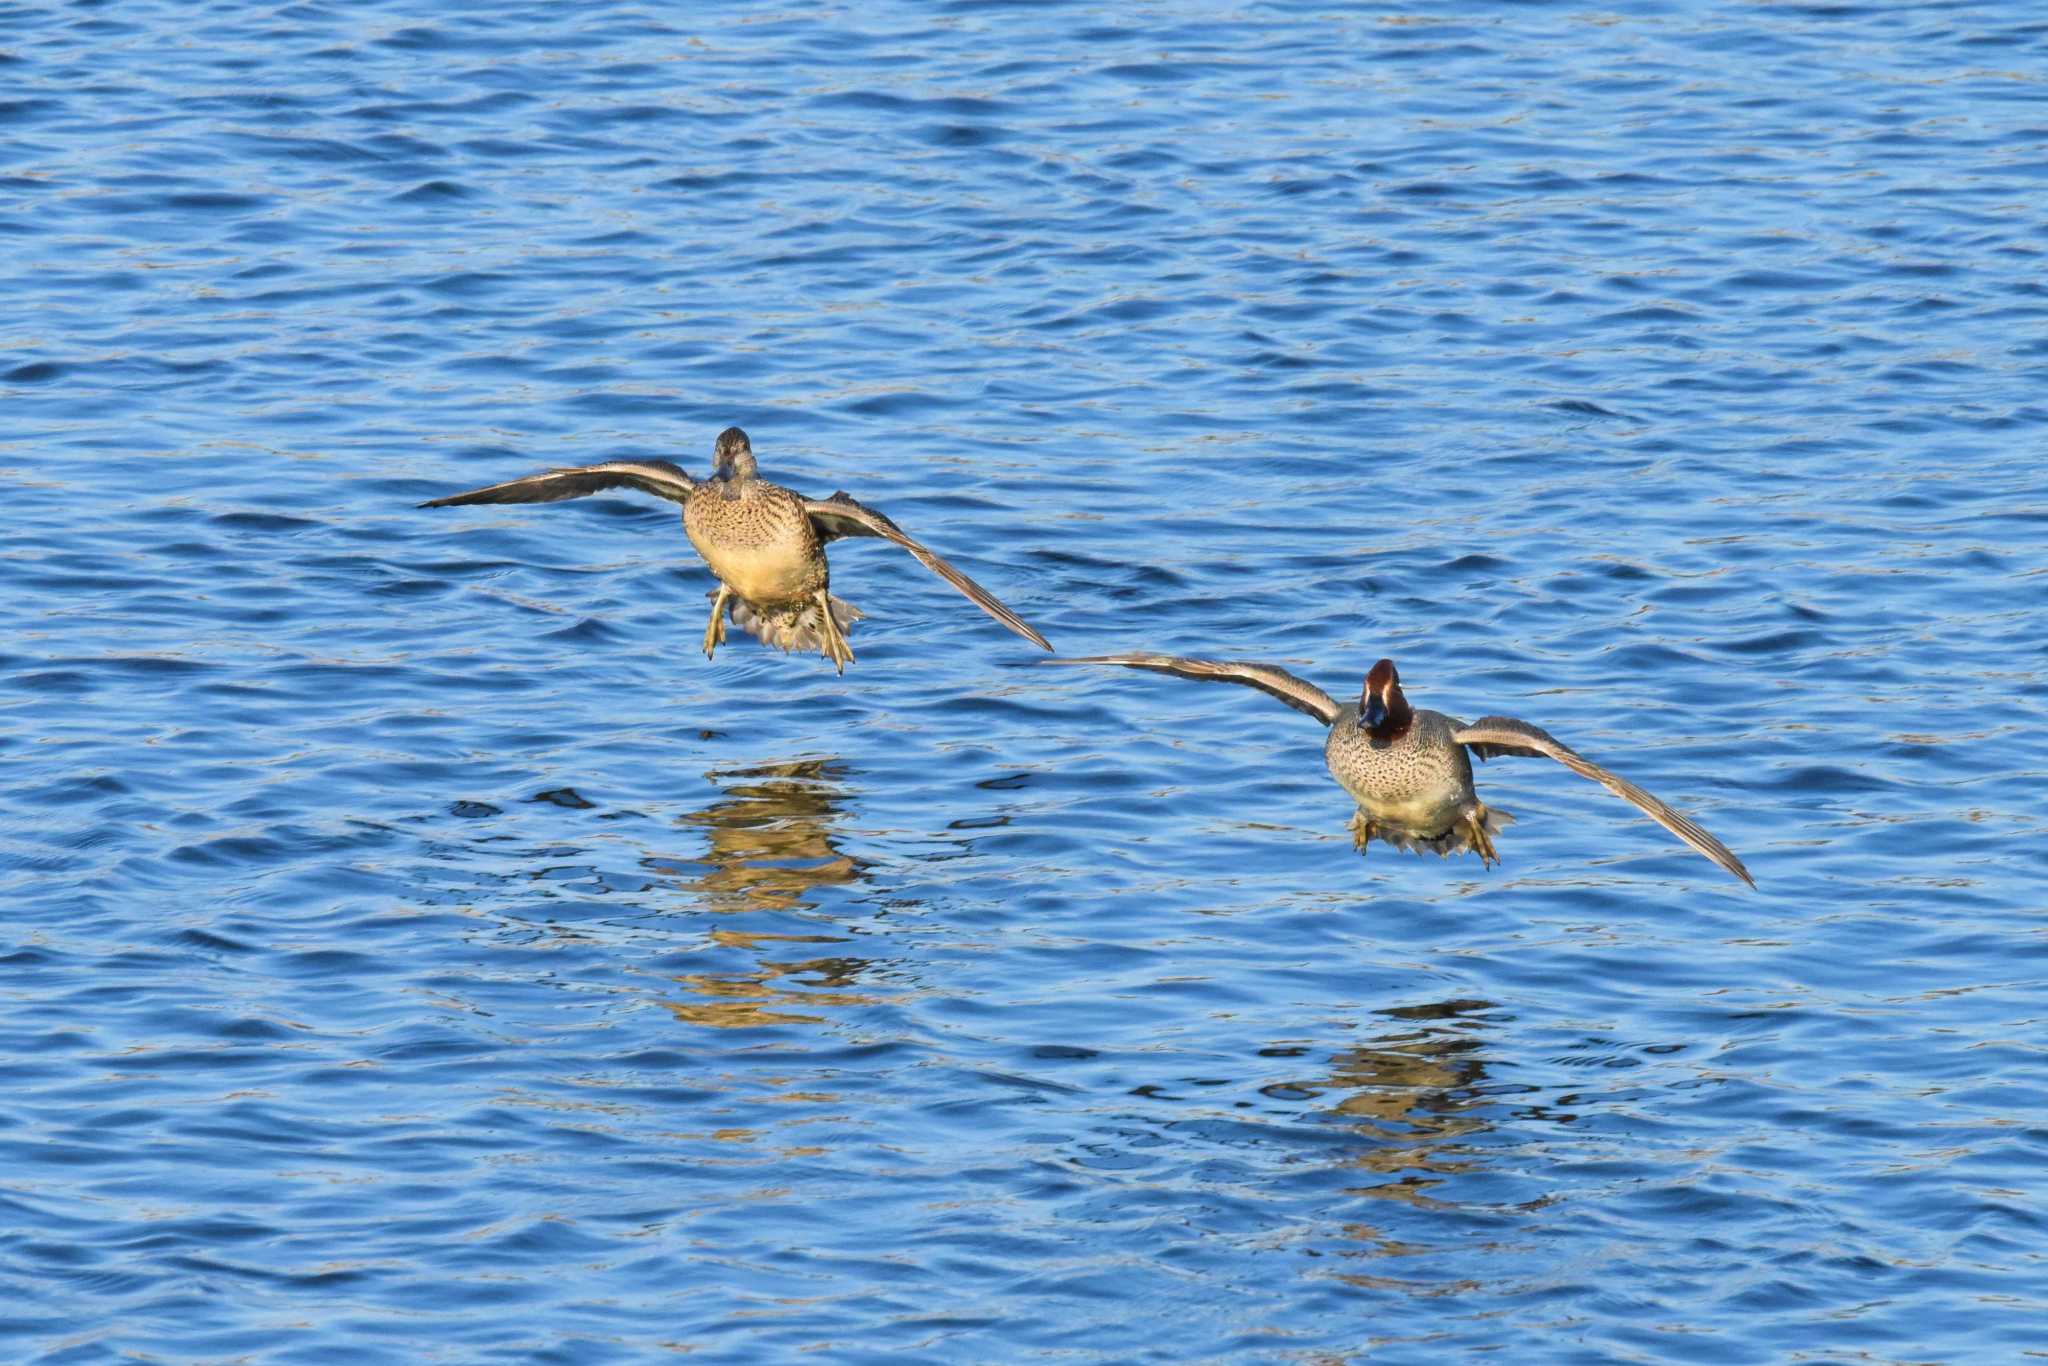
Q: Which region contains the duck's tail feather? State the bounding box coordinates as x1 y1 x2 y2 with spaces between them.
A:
718 592 863 654
1373 808 1515 859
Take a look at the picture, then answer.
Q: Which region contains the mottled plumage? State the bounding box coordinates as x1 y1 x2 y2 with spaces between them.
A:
422 426 1050 672
1043 652 1753 887
1323 703 1513 857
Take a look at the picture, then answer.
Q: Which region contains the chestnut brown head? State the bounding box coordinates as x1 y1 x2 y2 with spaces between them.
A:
1358 658 1411 738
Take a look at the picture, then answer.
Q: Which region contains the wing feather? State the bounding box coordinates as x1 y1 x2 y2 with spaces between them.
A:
1041 653 1342 726
1455 716 1755 887
804 493 1050 650
420 459 697 509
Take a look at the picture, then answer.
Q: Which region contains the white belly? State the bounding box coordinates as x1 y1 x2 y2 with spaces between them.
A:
1357 787 1464 831
693 534 815 604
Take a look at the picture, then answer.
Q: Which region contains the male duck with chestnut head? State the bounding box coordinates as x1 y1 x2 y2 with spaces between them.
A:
1045 653 1753 887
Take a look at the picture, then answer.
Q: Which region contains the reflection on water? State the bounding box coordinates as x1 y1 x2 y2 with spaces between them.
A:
1305 1000 1522 1278
659 758 882 1029
1326 999 1497 1158
674 758 865 916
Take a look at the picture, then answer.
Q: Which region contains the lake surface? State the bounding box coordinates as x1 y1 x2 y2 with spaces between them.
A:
4 1 2046 1359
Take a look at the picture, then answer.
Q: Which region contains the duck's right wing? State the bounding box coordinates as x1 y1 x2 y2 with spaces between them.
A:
420 459 697 509
1042 653 1342 726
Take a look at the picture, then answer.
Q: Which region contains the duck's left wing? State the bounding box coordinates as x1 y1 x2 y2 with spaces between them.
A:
804 492 1050 650
1455 716 1755 888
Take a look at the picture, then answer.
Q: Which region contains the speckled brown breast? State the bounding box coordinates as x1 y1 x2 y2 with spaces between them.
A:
682 481 827 607
1323 706 1477 835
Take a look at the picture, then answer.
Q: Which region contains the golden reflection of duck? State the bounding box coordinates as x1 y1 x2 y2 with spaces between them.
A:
1299 999 1547 1277
1325 999 1496 1182
670 757 864 916
656 757 884 1029
663 932 874 1029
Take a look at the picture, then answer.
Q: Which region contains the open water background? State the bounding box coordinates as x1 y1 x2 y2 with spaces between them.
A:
4 1 2047 1360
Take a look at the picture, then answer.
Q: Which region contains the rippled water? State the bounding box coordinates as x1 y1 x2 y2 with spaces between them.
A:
6 1 2047 1359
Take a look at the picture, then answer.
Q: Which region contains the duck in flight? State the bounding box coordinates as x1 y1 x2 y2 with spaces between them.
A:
1043 653 1754 887
422 426 1051 672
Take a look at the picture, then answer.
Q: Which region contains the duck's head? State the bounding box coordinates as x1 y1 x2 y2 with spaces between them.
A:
1358 658 1412 739
713 426 757 480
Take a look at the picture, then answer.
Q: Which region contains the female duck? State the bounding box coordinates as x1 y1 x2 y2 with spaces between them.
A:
424 426 1050 672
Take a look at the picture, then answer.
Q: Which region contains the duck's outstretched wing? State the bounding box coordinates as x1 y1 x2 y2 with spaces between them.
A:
1042 653 1342 727
1455 716 1755 888
804 492 1050 650
420 459 697 509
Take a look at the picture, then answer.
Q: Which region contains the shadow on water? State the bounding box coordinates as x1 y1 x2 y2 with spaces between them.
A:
652 756 884 1029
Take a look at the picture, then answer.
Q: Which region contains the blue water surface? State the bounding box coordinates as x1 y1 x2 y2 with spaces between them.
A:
4 0 2047 1360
